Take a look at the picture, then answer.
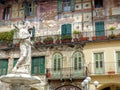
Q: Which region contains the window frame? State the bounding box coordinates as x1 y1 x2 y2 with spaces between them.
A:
53 53 63 71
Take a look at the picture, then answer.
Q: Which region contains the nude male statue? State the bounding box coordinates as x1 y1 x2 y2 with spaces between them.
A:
12 21 32 73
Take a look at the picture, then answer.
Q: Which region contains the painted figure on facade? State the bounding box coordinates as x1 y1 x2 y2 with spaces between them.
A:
12 21 32 73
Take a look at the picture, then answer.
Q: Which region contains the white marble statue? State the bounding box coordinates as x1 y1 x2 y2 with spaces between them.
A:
12 21 32 73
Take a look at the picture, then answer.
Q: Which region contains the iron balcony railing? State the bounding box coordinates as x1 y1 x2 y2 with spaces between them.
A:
88 62 120 75
34 29 120 46
0 28 120 49
46 66 88 79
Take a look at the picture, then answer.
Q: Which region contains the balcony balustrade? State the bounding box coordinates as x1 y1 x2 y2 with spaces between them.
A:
0 28 120 50
0 20 12 27
46 66 87 80
88 62 120 75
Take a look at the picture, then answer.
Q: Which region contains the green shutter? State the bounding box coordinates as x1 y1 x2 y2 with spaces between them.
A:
66 24 72 35
13 58 18 67
0 59 8 76
32 57 45 74
58 0 62 13
95 22 105 36
31 1 34 16
23 0 29 17
62 24 72 35
62 24 66 35
31 26 35 41
71 0 75 11
39 57 45 74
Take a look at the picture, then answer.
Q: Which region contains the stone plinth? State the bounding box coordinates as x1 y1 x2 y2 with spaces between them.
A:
0 74 41 90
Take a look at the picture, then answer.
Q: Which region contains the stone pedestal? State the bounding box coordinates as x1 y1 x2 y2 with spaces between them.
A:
11 84 30 90
0 74 40 90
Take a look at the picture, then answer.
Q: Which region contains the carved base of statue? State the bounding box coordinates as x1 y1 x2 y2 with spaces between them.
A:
0 73 41 90
12 64 30 74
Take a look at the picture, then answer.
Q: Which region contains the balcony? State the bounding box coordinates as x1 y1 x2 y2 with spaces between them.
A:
46 66 87 80
0 28 120 50
34 29 120 47
88 62 120 75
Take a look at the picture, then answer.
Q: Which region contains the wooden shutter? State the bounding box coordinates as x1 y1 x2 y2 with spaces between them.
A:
14 58 18 67
95 22 105 36
31 26 35 41
66 24 72 35
62 24 66 35
58 0 62 13
71 0 75 11
23 0 29 17
32 56 45 74
62 24 72 35
0 59 8 76
39 57 45 74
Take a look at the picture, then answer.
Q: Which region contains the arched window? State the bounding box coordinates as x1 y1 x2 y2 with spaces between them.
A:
73 51 83 70
53 53 62 71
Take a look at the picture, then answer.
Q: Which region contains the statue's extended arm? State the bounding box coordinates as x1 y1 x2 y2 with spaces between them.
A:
13 24 19 31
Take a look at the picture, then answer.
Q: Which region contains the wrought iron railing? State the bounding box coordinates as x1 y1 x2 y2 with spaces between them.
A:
46 66 88 79
0 28 120 49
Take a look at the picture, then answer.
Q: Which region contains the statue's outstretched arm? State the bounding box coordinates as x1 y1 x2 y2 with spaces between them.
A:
13 24 19 31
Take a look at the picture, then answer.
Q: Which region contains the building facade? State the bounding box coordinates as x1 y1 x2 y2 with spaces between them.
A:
0 0 120 90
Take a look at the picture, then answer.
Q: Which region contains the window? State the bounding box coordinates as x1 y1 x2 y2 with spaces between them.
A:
58 0 75 13
0 59 8 76
73 51 83 70
31 56 45 74
94 52 104 74
63 0 71 12
94 0 103 8
23 1 34 16
53 53 62 71
61 24 72 35
116 51 120 73
3 7 10 20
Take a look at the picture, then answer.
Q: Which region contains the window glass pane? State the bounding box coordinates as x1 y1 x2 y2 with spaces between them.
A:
96 61 98 68
100 61 103 67
63 0 71 12
73 52 83 70
74 57 77 70
53 53 62 71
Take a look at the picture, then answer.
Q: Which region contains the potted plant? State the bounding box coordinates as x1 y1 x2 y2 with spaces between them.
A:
92 36 107 41
35 36 42 46
43 36 53 44
108 71 115 74
78 32 88 41
73 30 79 42
116 33 120 38
109 26 116 39
61 35 72 43
0 30 14 47
55 35 61 44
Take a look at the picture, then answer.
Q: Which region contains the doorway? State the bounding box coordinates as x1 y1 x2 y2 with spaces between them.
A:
102 87 110 90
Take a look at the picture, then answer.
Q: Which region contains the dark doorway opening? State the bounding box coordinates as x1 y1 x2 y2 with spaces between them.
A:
102 87 110 90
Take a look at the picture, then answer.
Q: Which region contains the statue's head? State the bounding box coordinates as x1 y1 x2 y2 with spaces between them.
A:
19 21 31 29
